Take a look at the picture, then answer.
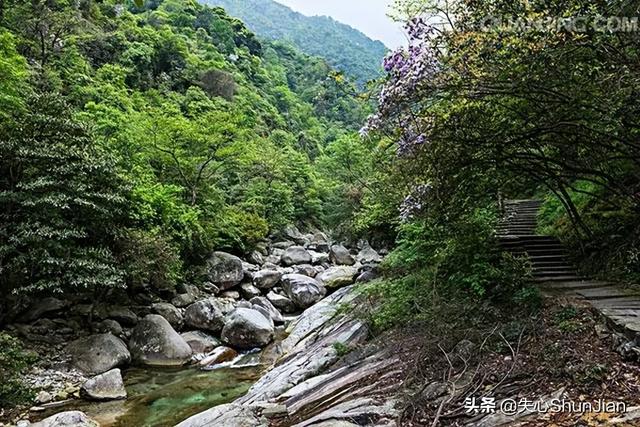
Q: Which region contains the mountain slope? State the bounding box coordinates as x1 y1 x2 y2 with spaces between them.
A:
201 0 387 84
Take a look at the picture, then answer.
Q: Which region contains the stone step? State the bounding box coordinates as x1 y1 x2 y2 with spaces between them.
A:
525 249 569 256
534 275 585 282
532 270 578 277
540 281 616 291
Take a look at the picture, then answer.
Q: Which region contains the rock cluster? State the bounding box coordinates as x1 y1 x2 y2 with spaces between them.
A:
8 226 384 410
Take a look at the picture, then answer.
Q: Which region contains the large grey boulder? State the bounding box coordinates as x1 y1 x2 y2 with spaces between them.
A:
266 291 297 314
152 303 183 330
67 333 131 375
31 411 98 427
184 298 234 333
250 297 284 324
80 369 127 401
181 331 221 354
281 274 325 309
329 244 356 266
252 269 282 289
129 315 192 367
206 251 244 290
357 243 382 264
221 308 275 349
318 266 358 289
281 246 312 266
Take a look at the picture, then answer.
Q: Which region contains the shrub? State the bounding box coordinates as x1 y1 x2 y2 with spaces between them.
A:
365 207 535 332
0 333 36 408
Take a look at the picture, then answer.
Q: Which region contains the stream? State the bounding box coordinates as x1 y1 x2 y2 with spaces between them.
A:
33 353 265 427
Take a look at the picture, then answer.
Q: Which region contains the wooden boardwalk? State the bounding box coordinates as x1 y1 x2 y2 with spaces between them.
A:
498 200 640 342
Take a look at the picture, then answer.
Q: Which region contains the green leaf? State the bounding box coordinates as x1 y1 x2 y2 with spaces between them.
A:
133 0 143 7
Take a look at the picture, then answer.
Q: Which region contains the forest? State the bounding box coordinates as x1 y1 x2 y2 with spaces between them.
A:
202 0 389 85
0 0 375 300
3 0 640 425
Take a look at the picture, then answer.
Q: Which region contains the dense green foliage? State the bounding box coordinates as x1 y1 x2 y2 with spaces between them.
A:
202 0 388 85
358 0 640 327
0 0 372 297
0 333 36 408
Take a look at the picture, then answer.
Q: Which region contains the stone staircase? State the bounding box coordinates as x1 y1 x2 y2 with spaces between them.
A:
498 200 640 354
497 200 583 283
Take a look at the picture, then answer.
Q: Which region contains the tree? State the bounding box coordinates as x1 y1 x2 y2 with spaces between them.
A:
0 93 128 295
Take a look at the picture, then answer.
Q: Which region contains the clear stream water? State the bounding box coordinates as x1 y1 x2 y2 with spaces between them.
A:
35 353 266 427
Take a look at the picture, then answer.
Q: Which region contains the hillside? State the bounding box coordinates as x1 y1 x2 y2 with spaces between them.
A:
0 0 371 301
201 0 388 84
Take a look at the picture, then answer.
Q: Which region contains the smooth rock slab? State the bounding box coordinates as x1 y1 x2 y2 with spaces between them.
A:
67 333 131 375
175 403 267 427
31 411 98 427
129 315 192 367
80 369 127 401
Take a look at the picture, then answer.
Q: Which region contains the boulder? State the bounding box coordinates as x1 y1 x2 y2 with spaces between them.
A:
356 269 379 283
250 297 284 324
293 264 317 277
221 290 241 300
152 303 183 330
309 250 330 265
272 241 294 250
94 319 124 337
266 292 297 314
221 308 275 349
240 283 262 300
357 243 382 264
247 251 264 265
104 306 138 327
19 297 70 323
198 346 239 368
31 411 98 427
329 244 356 266
206 252 244 290
129 315 192 367
181 331 221 354
184 298 234 333
252 269 283 289
318 266 358 289
281 274 325 309
80 369 127 401
281 246 312 266
67 333 131 375
172 293 198 309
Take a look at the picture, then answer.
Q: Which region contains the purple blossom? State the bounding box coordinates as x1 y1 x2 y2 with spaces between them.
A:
400 184 433 222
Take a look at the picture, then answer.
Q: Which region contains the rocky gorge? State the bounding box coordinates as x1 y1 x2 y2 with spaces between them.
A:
0 227 388 426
